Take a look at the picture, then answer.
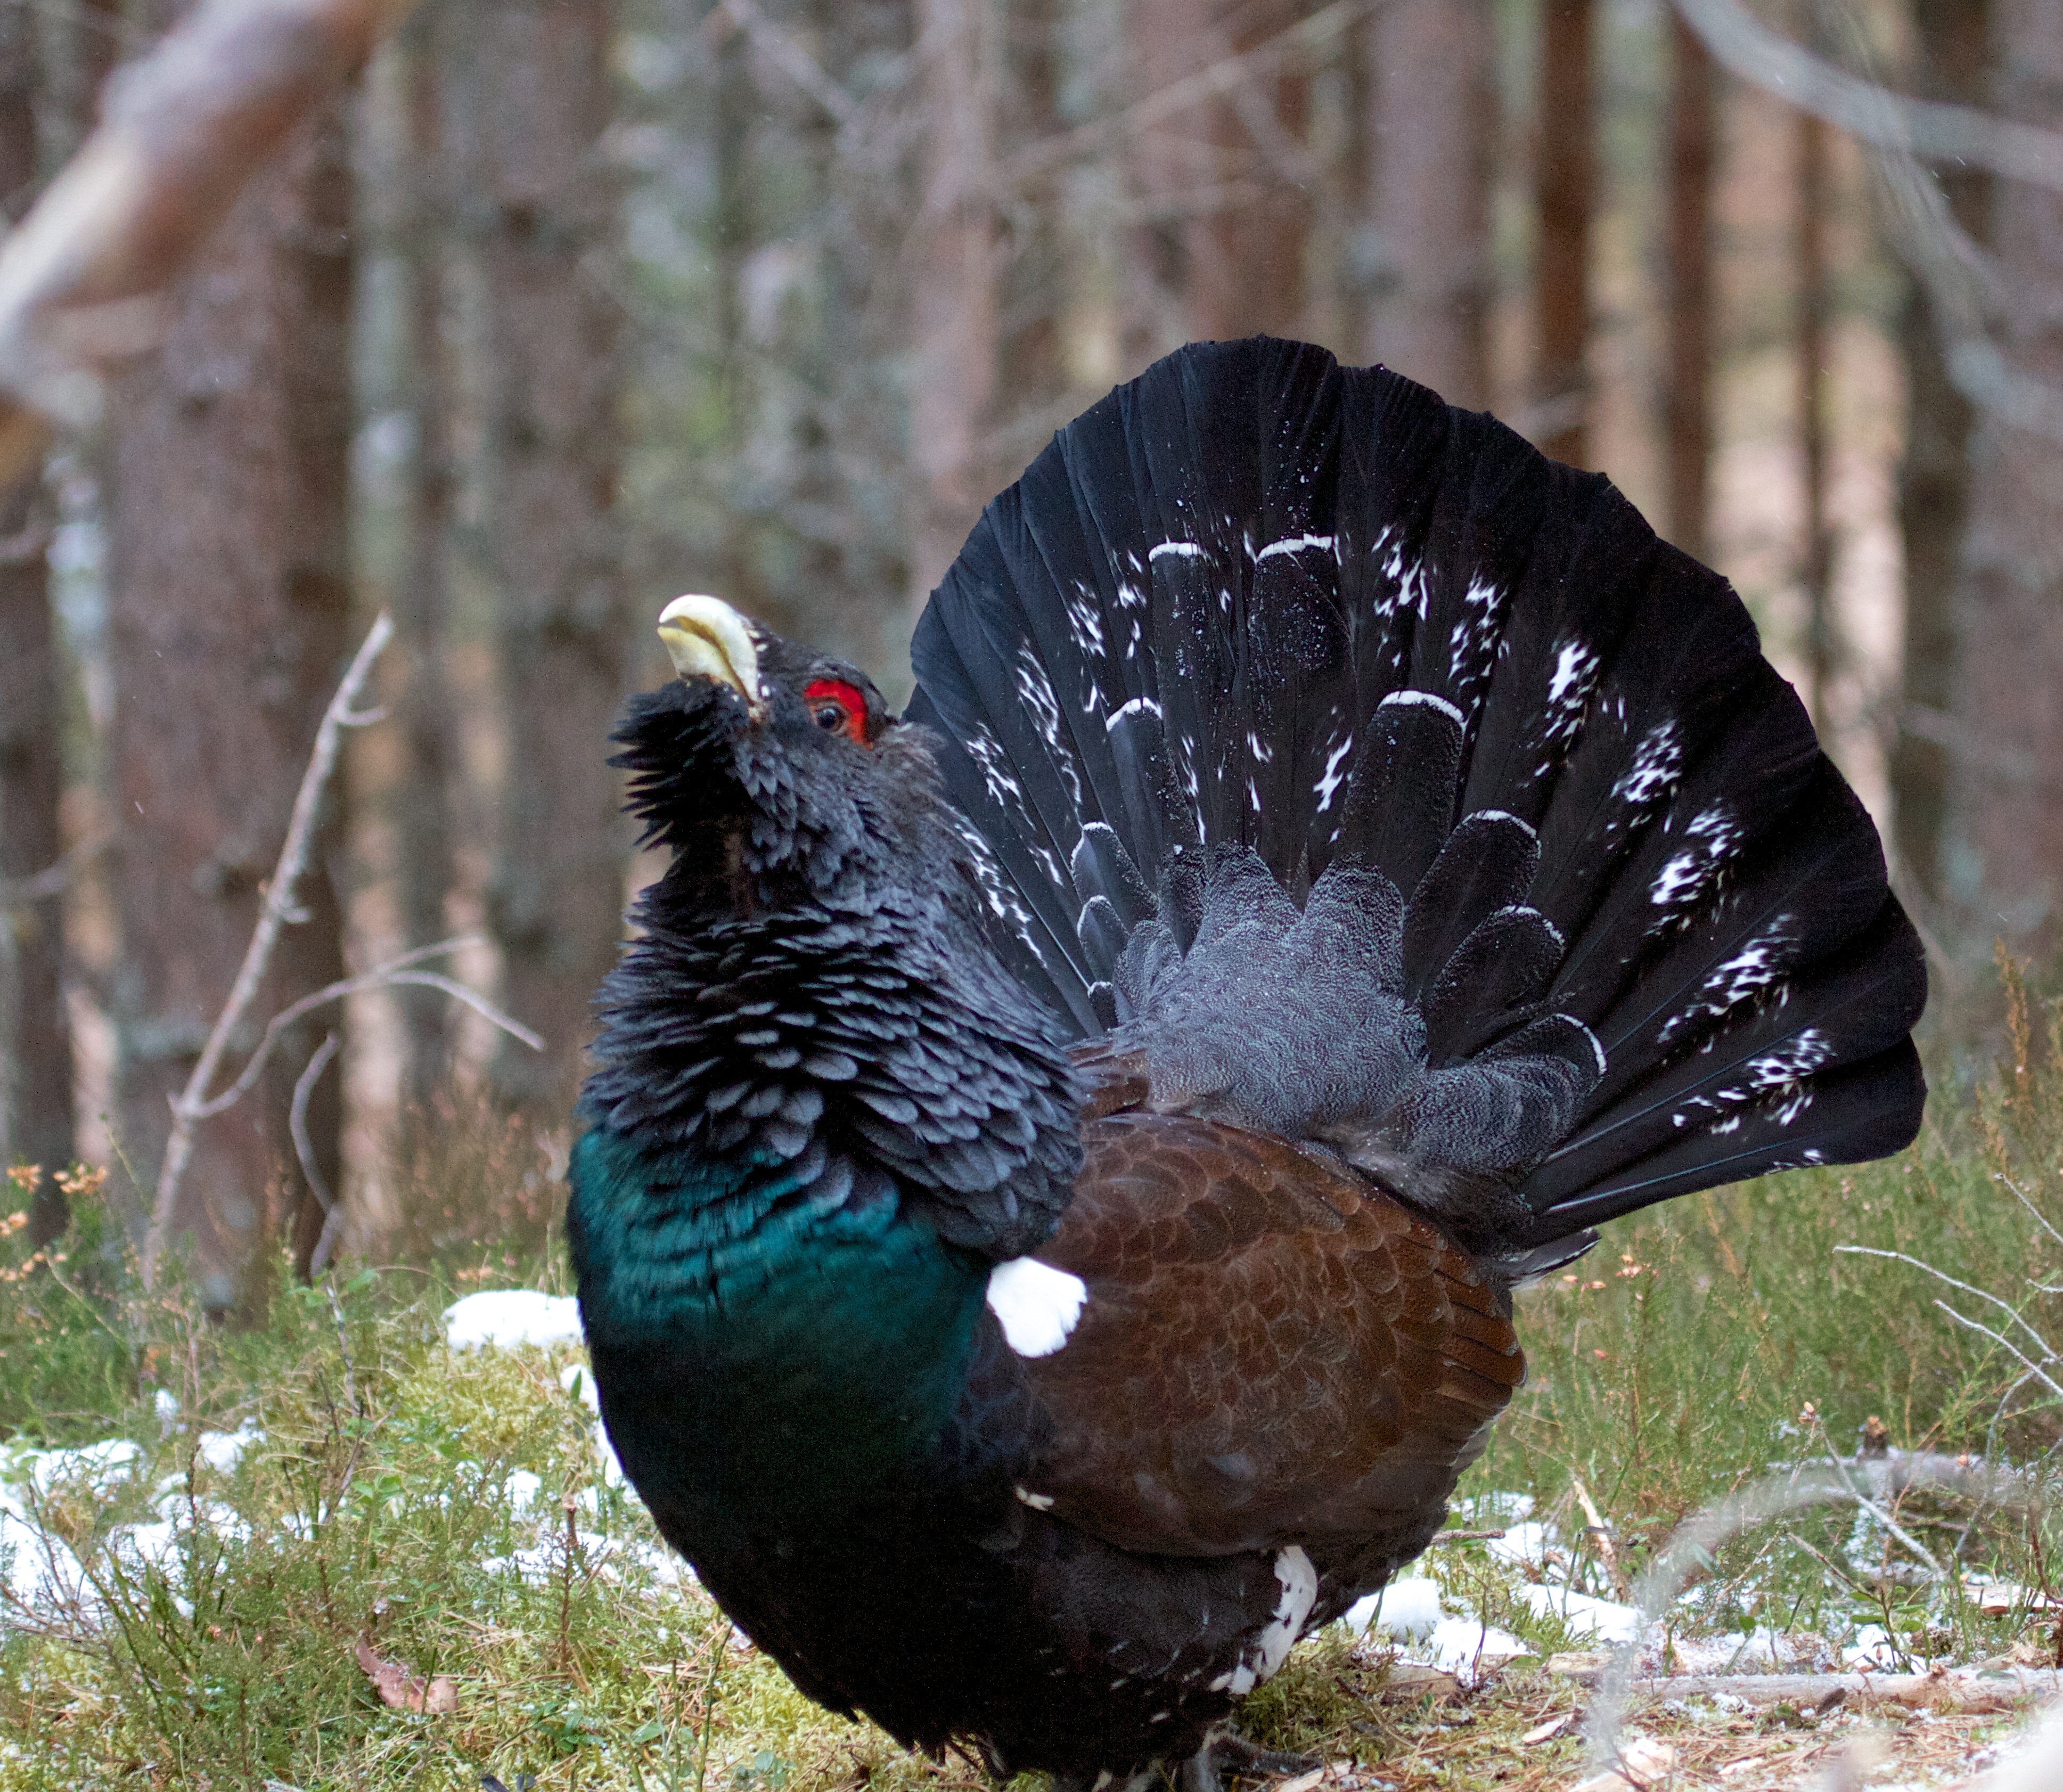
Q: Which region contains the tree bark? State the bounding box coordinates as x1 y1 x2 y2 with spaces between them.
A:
1533 0 1594 467
456 0 625 1111
0 1 72 1246
907 0 1000 611
1123 0 1311 362
105 99 353 1303
1664 13 1716 562
391 9 457 1123
1360 0 1493 407
1890 0 1988 902
1796 105 1834 730
1944 0 2063 946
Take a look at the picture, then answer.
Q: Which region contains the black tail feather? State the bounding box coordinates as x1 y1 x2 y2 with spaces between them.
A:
907 339 1926 1256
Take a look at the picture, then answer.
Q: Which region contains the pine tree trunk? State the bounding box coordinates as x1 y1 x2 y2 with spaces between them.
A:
908 0 999 610
1945 0 2063 946
459 0 625 1111
1361 0 1493 407
392 10 458 1125
105 104 354 1302
1533 0 1594 466
1796 108 1834 730
0 1 72 1245
1890 0 1988 901
1663 13 1715 563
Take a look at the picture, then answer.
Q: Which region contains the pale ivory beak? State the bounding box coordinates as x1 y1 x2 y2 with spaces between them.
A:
657 595 762 712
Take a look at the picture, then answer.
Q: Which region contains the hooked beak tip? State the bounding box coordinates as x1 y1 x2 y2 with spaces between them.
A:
657 594 761 710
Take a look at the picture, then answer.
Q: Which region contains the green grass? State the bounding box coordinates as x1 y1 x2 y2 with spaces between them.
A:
3 965 2061 1787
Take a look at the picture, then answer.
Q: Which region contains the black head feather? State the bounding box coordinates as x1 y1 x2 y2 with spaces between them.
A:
583 603 1085 1261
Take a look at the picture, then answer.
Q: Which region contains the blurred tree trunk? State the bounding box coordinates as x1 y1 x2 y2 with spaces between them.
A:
997 0 1067 423
1124 0 1310 359
1663 13 1715 562
1890 0 1988 902
1796 107 1833 729
1360 0 1493 407
908 0 999 609
459 0 625 1110
1945 0 2063 946
1533 0 1593 465
709 8 757 615
392 10 457 1124
105 97 354 1304
0 4 72 1246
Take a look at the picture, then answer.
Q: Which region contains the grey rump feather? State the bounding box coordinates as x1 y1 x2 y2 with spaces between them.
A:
1107 841 1594 1249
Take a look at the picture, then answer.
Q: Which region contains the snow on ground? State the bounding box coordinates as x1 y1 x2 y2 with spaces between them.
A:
443 1288 584 1351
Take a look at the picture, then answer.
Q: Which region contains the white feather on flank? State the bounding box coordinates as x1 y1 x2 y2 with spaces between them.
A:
986 1257 1089 1357
1208 1546 1318 1696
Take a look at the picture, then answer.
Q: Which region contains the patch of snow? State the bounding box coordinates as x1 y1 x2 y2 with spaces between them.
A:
1419 1616 1530 1677
1487 1520 1553 1572
196 1418 262 1474
1343 1576 1446 1640
445 1289 584 1351
505 1470 543 1510
1512 1583 1644 1643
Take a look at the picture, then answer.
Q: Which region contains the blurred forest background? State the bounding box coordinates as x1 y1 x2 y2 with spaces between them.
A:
0 0 2057 1312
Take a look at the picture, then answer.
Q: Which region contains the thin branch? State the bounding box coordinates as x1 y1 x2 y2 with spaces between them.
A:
141 613 393 1288
1930 1300 2063 1408
290 1029 340 1223
995 0 1383 191
0 830 110 909
1810 1421 1943 1578
1668 0 2063 193
1835 1246 2062 1361
183 936 538 1120
714 0 858 127
1997 1173 2063 1253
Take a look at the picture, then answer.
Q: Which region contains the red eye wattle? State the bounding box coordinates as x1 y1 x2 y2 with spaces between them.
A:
804 678 869 744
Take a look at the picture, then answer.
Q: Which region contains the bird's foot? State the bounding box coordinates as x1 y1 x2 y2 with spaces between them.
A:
1179 1730 1320 1792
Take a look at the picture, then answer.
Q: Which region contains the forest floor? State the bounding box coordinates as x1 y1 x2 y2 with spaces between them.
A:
5 977 2063 1788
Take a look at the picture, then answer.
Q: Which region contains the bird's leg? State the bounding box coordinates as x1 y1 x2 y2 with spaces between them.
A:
1180 1729 1321 1792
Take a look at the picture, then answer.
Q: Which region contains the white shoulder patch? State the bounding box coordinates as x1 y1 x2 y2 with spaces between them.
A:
985 1257 1088 1357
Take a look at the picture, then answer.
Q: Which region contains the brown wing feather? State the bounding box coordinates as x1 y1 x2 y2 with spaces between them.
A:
1019 1109 1523 1558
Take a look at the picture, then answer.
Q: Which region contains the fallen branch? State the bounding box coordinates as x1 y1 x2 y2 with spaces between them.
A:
141 613 392 1288
0 0 420 484
1554 1663 2063 1713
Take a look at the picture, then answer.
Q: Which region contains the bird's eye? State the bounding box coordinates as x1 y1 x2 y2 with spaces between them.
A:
803 678 868 745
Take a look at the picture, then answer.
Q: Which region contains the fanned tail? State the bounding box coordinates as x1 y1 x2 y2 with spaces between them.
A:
907 339 1925 1261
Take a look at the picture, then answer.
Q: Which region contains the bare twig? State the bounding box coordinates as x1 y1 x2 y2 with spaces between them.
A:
996 0 1383 191
141 613 393 1288
0 0 421 482
1668 0 2063 193
1836 1246 2061 1363
714 0 858 127
0 831 110 909
1571 1475 1629 1597
183 936 540 1122
290 1028 341 1244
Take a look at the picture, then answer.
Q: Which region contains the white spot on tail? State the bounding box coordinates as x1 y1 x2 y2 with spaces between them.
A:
1255 533 1335 563
1314 733 1354 812
986 1258 1088 1357
1378 689 1465 726
1150 540 1205 561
